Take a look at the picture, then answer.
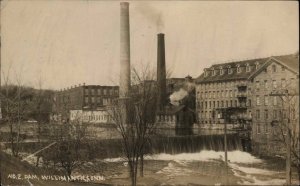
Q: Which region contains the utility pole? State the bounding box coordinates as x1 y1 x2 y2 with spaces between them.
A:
218 109 228 184
286 118 291 185
270 90 295 185
224 118 228 181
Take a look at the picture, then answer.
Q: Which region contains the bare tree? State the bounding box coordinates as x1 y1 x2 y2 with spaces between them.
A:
1 68 29 157
109 66 157 186
270 83 299 183
33 76 47 167
41 111 88 179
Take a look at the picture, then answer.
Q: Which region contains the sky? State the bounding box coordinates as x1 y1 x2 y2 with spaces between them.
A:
1 0 299 90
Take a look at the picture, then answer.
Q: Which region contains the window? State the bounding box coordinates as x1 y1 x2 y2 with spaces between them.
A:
281 78 286 88
98 89 102 95
221 101 224 107
248 99 252 107
264 80 268 89
217 101 219 108
246 64 251 72
264 110 268 119
256 110 260 120
237 64 241 73
103 98 107 105
204 69 209 77
272 96 277 105
273 110 277 119
264 95 268 106
283 110 287 119
91 89 95 95
279 110 282 118
256 96 260 105
265 122 269 134
212 68 216 76
91 97 95 103
104 89 107 95
220 67 224 75
110 89 113 95
291 109 295 120
272 80 277 89
256 81 260 89
272 65 277 72
257 123 261 134
85 97 89 104
228 66 232 74
85 88 89 95
255 62 260 69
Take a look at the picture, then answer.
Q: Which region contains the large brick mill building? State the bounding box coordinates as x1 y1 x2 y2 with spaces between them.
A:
195 53 299 156
52 84 119 123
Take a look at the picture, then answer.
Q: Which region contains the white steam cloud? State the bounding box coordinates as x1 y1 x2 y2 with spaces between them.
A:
169 88 188 106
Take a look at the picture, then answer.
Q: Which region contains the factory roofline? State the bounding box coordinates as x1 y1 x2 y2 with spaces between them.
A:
195 53 299 84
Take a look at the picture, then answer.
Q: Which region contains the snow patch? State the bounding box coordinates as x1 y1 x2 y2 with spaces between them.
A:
230 163 280 175
230 162 285 185
103 157 124 162
150 150 262 164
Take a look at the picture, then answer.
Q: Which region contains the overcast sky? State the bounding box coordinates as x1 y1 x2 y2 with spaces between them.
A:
1 1 299 90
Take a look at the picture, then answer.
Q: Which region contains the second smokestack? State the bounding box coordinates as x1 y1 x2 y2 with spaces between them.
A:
157 33 167 111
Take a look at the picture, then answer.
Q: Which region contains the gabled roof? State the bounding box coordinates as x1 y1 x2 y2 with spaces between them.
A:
195 58 267 83
272 54 299 73
248 54 299 80
195 53 299 84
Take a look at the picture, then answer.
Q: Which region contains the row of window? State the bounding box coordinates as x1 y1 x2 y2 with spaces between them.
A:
256 96 277 106
198 110 251 120
84 88 118 96
204 63 286 77
156 115 176 122
204 63 257 77
254 109 296 120
256 122 287 135
83 114 112 121
197 99 249 109
197 89 249 99
255 78 295 89
84 97 114 105
198 81 246 89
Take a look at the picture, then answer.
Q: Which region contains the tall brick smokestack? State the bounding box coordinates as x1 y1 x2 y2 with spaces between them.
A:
157 33 166 111
120 2 130 98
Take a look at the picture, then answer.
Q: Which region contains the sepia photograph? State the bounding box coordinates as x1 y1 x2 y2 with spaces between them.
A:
0 0 299 185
